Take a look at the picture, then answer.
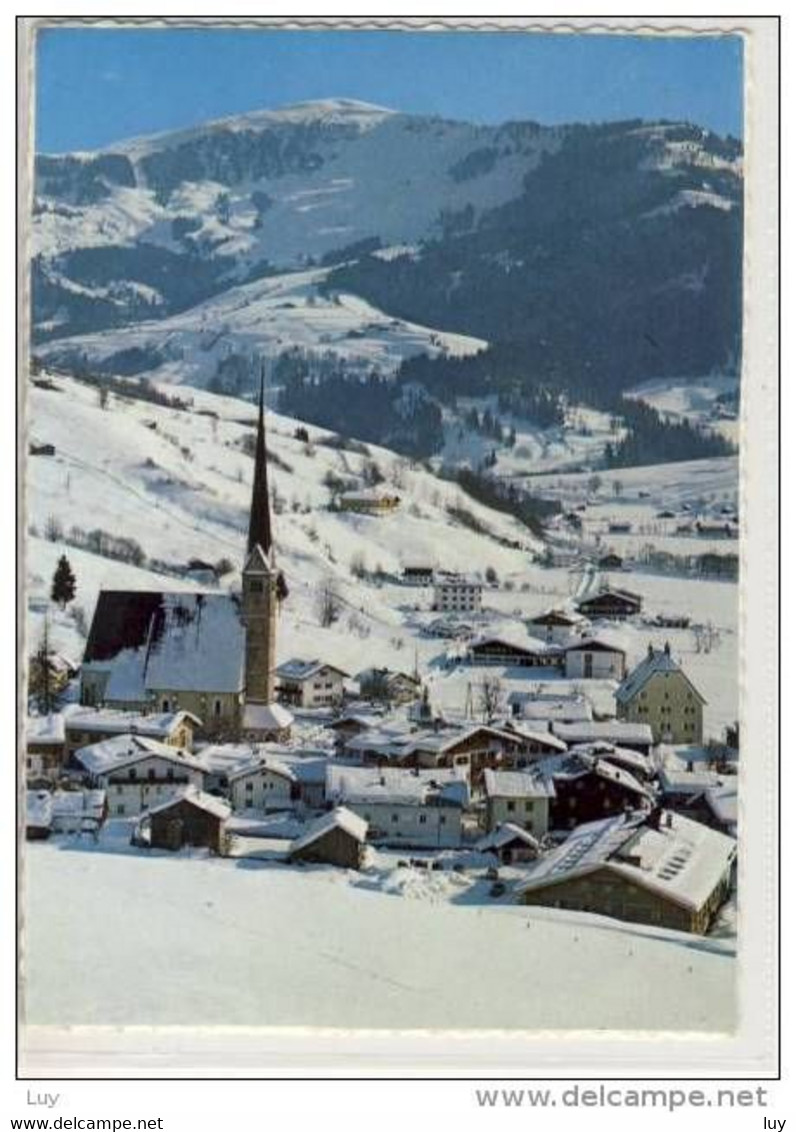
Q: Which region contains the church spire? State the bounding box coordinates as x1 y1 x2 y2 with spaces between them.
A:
247 365 273 558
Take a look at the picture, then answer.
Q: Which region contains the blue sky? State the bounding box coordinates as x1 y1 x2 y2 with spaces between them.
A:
36 27 743 153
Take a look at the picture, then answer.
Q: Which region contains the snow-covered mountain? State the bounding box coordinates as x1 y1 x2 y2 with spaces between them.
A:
32 98 561 339
32 98 742 389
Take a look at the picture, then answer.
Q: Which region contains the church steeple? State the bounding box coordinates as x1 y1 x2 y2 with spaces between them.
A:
247 367 273 558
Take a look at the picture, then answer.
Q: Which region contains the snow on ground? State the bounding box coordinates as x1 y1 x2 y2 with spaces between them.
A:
35 265 486 388
439 400 624 478
25 374 739 738
26 373 541 678
23 827 734 1030
625 375 740 445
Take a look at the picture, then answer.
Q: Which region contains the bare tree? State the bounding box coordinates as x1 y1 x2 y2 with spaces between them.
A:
477 674 504 722
316 578 343 627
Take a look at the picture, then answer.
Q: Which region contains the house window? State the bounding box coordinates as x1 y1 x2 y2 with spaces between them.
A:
507 801 516 813
162 698 170 712
213 699 222 718
525 801 534 812
166 768 174 781
391 814 399 823
246 782 253 792
439 815 446 825
116 804 125 815
148 768 156 781
129 768 137 781
249 580 264 594
419 814 427 824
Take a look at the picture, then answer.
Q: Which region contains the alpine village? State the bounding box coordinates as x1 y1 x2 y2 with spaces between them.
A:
26 370 737 942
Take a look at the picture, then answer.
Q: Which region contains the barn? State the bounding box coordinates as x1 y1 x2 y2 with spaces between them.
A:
289 807 368 870
144 788 231 852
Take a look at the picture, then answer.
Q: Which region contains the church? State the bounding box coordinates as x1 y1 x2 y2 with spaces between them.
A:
79 380 293 741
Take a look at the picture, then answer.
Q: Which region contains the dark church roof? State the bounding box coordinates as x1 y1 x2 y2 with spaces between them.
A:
247 371 273 558
83 591 246 700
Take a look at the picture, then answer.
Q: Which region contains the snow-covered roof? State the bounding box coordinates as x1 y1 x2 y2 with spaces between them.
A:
501 724 568 751
705 784 738 828
65 708 202 737
469 630 560 656
144 786 232 822
564 635 627 656
658 766 730 794
552 721 654 746
228 754 297 784
340 487 400 503
529 609 584 626
577 586 641 609
326 764 469 807
241 702 294 732
52 789 106 818
290 806 368 854
74 733 203 777
26 713 66 744
277 658 349 682
570 742 653 777
483 769 556 800
83 591 246 697
616 647 706 706
26 790 53 828
516 810 736 913
507 692 594 724
476 823 541 853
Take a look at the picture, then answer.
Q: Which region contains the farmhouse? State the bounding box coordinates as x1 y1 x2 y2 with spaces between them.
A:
79 378 292 742
402 565 434 586
289 807 368 870
64 708 200 758
357 667 421 705
74 734 207 816
552 720 655 756
476 823 541 865
527 609 587 645
483 769 556 838
228 756 298 813
468 633 563 669
516 809 736 934
276 659 348 708
432 574 483 613
576 586 642 621
26 713 67 781
507 690 593 725
564 636 626 680
616 643 705 744
142 788 231 852
549 754 653 830
338 488 401 515
325 764 468 848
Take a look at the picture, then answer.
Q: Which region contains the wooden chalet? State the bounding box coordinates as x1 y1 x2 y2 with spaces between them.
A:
576 586 642 621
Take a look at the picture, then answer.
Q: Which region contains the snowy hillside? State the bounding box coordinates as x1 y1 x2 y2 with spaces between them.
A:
26 372 738 739
35 263 487 388
26 372 542 667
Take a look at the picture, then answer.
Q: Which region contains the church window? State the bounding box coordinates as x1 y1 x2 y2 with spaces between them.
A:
249 580 264 594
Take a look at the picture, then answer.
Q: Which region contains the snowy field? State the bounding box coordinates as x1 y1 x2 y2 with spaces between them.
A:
23 828 734 1031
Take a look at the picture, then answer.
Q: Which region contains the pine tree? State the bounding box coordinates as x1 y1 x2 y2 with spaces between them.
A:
51 554 76 609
